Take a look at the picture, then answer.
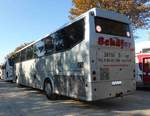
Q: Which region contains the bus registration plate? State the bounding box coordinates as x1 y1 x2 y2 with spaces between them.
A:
112 81 122 86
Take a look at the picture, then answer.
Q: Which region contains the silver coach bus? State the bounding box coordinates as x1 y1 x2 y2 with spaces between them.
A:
12 8 135 101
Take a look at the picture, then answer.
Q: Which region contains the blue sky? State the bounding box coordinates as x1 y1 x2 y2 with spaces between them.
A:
0 0 149 63
0 0 72 63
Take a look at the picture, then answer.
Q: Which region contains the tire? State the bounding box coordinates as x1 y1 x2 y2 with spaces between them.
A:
44 80 54 100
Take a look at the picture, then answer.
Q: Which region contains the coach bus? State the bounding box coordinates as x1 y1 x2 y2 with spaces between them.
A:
2 57 14 81
11 8 135 101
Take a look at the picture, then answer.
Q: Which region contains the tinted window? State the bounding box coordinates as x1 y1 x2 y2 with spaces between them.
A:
63 18 85 49
45 36 54 55
54 32 65 52
14 18 85 60
33 45 38 58
51 18 85 53
21 50 26 61
8 58 14 66
95 17 130 37
14 53 20 63
26 46 34 60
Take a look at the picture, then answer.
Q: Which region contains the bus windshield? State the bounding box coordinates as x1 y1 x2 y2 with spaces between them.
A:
95 16 130 37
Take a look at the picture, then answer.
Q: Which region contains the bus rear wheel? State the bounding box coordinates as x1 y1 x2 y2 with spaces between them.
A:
44 81 54 100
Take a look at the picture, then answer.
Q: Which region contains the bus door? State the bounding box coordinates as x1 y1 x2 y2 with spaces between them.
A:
143 57 150 84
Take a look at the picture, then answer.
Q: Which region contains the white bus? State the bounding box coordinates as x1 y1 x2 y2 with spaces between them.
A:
2 57 14 81
12 8 135 101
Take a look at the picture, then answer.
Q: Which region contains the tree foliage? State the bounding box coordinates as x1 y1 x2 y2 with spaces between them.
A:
70 0 150 29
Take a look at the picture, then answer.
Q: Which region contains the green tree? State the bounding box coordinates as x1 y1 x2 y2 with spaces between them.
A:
70 0 150 29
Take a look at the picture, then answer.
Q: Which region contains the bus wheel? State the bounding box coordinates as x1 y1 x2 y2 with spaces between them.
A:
44 81 54 100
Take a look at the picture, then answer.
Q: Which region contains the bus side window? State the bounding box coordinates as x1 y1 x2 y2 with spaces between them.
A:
21 50 27 62
26 46 34 60
52 18 85 53
14 53 21 63
45 36 54 55
54 31 65 52
63 18 85 49
33 45 38 58
8 58 14 66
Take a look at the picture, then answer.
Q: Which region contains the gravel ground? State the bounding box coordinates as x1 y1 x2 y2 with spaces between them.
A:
0 80 150 116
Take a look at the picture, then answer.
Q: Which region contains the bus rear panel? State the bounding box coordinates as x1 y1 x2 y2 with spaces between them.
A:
88 9 136 100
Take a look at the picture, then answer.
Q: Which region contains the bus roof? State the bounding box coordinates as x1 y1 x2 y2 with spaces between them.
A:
93 8 131 24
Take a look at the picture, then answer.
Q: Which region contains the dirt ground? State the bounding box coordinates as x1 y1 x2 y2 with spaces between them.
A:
0 80 150 116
